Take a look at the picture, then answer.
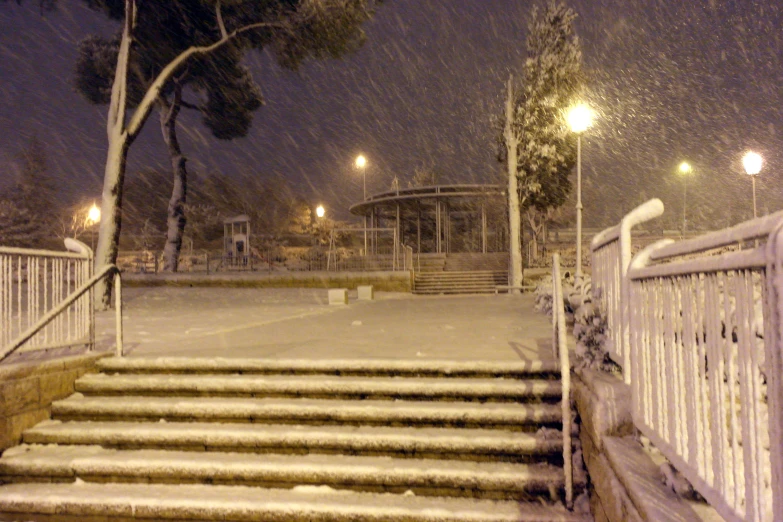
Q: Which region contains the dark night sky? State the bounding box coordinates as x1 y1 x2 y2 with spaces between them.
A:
1 0 781 227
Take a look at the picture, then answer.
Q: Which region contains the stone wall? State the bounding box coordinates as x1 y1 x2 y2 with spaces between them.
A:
573 368 703 522
0 353 108 452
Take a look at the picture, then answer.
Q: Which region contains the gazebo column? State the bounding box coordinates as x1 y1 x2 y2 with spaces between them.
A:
435 199 441 253
417 202 422 253
445 201 451 254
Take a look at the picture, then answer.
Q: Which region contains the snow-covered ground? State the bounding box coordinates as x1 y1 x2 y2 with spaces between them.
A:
94 288 554 362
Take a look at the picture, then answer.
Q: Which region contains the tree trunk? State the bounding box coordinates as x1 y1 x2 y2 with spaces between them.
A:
160 87 187 272
504 76 523 292
95 0 135 308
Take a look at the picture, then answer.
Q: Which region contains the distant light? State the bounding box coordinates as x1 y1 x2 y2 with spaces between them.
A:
355 155 367 168
316 205 325 218
87 203 101 224
678 162 693 175
742 151 762 176
566 103 594 134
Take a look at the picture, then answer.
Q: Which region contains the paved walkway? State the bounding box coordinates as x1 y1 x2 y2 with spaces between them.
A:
96 288 555 363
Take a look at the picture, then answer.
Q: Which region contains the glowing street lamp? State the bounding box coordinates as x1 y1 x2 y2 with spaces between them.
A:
355 154 368 254
85 202 101 252
566 103 594 281
316 205 325 218
678 161 693 235
742 151 762 219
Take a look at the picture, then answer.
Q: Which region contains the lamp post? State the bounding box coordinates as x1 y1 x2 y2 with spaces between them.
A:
742 151 762 219
678 161 692 235
566 103 594 282
86 203 101 253
355 155 368 255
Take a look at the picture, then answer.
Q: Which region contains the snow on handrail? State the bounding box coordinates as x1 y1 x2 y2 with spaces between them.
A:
551 253 573 510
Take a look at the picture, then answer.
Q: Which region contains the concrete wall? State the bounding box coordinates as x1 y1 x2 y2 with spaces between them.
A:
123 271 412 292
573 368 703 522
0 353 108 452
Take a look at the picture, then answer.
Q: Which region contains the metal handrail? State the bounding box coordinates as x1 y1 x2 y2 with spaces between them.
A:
552 253 573 509
1 264 123 362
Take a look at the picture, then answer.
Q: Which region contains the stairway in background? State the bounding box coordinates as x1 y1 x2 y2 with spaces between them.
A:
414 253 509 294
0 357 588 522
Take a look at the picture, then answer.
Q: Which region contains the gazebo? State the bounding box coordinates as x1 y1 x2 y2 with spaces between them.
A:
349 184 507 255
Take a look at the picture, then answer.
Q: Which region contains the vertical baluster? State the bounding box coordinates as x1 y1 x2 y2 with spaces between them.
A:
723 272 740 509
682 275 697 467
705 273 725 497
695 274 712 483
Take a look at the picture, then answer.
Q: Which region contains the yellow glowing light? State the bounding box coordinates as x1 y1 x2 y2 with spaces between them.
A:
566 103 594 133
678 162 693 175
86 203 101 225
355 155 367 168
316 205 325 218
742 151 762 176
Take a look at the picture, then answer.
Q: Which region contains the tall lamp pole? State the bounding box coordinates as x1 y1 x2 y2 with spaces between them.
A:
742 151 762 219
355 155 368 255
678 161 692 236
566 104 594 282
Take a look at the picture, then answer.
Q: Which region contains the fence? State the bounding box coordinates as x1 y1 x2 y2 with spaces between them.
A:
589 202 783 521
627 212 783 522
1 239 92 357
590 199 664 383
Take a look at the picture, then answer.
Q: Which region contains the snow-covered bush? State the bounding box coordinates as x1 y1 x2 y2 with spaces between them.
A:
572 302 620 373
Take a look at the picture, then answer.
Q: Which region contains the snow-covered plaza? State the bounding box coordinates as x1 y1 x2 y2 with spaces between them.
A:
96 288 555 362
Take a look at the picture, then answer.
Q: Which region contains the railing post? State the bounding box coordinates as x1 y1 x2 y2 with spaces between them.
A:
114 271 123 357
552 254 573 509
765 221 783 516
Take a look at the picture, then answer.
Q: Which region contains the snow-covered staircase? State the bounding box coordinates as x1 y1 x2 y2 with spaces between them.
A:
0 357 588 521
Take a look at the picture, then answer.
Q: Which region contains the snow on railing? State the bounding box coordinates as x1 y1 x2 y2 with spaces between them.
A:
1 239 93 358
590 199 664 383
551 253 573 509
627 211 783 522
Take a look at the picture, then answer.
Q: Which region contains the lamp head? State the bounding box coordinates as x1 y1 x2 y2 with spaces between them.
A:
355 155 367 168
742 151 762 176
566 103 594 134
86 203 101 225
316 205 325 218
678 162 693 175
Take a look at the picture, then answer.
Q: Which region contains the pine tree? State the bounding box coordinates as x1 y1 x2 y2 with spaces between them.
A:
82 0 379 304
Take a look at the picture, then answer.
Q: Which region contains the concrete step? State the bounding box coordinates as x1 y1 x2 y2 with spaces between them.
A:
24 421 564 462
0 445 564 499
414 289 498 295
96 357 562 378
51 396 564 429
75 374 562 402
0 482 590 522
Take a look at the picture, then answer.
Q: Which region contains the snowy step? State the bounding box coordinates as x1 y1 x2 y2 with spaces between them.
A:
76 374 561 402
24 421 564 462
52 396 564 429
96 357 561 378
0 445 563 499
0 482 590 522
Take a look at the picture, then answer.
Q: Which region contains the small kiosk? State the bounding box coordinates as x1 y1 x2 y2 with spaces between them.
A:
223 215 251 268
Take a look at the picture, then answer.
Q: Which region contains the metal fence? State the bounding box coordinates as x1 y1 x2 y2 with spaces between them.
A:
1 240 92 356
627 212 783 522
589 199 664 382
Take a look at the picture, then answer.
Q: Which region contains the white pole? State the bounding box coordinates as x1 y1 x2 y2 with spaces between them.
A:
752 175 757 219
363 166 367 256
575 135 583 281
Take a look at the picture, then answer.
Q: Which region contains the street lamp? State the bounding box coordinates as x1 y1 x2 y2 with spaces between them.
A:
742 151 762 219
566 103 594 281
85 203 101 252
678 161 692 235
355 154 368 254
316 205 325 218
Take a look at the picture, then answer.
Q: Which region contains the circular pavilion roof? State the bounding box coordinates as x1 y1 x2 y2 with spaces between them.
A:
349 184 504 217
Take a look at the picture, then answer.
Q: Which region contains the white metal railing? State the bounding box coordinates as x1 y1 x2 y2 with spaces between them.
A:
1 239 124 362
627 211 783 522
551 253 573 509
590 199 664 383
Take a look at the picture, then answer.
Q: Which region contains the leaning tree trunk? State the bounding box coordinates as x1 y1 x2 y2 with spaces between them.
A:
160 87 187 272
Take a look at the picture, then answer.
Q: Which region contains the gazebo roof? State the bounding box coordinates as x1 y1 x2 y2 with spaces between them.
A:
223 214 250 224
